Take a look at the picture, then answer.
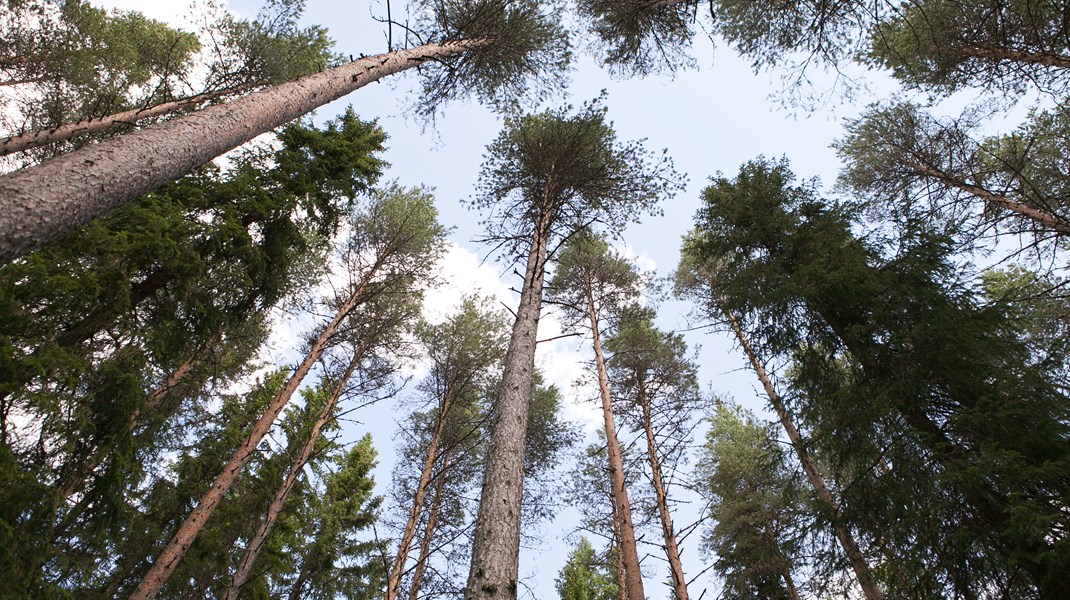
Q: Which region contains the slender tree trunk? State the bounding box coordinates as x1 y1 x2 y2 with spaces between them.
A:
586 287 645 600
388 383 456 600
906 160 1070 234
721 305 884 600
0 39 487 265
956 46 1070 70
129 263 382 600
0 84 255 156
466 218 550 600
408 450 452 600
287 566 311 600
635 382 688 600
223 343 365 600
763 524 803 600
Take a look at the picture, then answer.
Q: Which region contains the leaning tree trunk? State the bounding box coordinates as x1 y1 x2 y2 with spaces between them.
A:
129 262 382 600
0 83 254 156
0 39 486 265
407 450 452 600
587 286 645 600
465 217 550 600
223 343 366 600
721 304 884 600
388 383 457 600
635 381 688 600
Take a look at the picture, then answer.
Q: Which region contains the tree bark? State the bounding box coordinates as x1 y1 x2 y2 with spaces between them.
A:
465 219 550 600
0 84 255 156
0 39 487 265
223 343 365 600
407 450 451 600
721 304 884 600
388 382 457 600
587 287 645 600
129 261 383 600
635 380 688 600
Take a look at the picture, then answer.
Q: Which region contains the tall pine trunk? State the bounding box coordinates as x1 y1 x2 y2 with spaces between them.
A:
223 344 365 600
586 287 645 600
388 384 457 600
0 40 485 265
466 218 550 600
129 264 382 600
0 84 254 156
721 305 884 600
407 450 452 600
635 381 688 600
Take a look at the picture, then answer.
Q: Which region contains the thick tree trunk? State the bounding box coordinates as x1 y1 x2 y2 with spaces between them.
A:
0 39 486 265
465 221 550 600
721 305 884 600
223 345 364 600
610 501 627 600
587 289 645 600
906 160 1070 234
129 264 381 600
388 383 456 600
636 383 688 600
408 450 451 600
0 84 254 156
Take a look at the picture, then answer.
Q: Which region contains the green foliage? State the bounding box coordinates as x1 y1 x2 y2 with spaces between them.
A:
555 537 620 600
548 231 644 331
577 0 698 76
698 404 806 600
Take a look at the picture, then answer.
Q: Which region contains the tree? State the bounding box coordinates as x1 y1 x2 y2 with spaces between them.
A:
698 404 808 600
604 305 703 600
0 0 569 264
548 232 646 600
556 537 620 600
686 157 1070 596
464 99 680 600
129 184 446 599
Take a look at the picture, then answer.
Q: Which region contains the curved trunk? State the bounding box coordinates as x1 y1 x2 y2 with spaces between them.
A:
407 450 452 600
466 219 550 600
587 289 645 600
0 84 255 156
0 39 487 265
223 343 365 600
721 304 883 600
129 261 383 600
636 382 688 600
388 384 456 600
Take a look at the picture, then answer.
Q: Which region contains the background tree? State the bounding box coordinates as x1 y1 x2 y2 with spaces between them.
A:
555 537 621 600
464 98 680 600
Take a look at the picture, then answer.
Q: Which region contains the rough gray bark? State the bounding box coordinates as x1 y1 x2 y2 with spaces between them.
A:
0 40 483 265
722 305 884 600
129 262 382 600
636 381 688 600
465 221 549 600
587 290 645 600
223 345 364 600
0 84 254 156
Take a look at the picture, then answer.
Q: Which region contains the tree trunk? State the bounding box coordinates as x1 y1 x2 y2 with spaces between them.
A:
408 450 452 600
0 84 254 156
465 219 550 600
587 287 645 600
906 160 1070 234
721 304 884 600
635 381 688 600
388 382 456 600
223 343 365 600
129 262 382 600
0 39 486 265
762 524 803 600
611 501 627 600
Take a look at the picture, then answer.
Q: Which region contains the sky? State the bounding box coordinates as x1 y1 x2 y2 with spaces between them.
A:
89 1 1030 597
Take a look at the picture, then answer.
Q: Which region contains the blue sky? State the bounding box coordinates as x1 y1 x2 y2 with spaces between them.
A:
93 0 1020 597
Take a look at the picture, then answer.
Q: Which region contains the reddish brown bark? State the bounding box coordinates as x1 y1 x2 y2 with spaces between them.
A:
129 260 383 600
223 343 365 600
0 84 254 156
635 381 688 600
722 305 884 600
407 451 451 600
587 288 645 600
